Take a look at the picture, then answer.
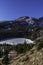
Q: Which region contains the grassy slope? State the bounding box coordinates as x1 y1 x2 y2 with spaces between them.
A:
9 44 43 65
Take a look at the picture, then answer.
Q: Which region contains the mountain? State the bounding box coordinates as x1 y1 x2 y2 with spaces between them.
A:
39 17 43 26
0 16 43 40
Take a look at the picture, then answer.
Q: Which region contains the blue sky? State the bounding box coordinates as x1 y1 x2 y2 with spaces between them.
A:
0 0 43 20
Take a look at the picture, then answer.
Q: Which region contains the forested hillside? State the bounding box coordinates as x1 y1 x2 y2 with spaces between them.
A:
0 16 43 40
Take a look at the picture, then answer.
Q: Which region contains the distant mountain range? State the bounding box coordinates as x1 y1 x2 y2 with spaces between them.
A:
0 16 43 40
0 16 43 30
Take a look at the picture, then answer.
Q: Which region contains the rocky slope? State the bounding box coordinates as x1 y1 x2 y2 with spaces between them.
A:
9 46 43 65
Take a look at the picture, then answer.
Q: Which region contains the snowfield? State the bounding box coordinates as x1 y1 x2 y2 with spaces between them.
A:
0 38 34 45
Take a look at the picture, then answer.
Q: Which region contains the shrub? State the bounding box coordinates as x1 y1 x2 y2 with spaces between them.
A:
37 39 43 50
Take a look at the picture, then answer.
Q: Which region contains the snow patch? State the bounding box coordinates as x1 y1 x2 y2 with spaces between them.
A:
0 38 34 45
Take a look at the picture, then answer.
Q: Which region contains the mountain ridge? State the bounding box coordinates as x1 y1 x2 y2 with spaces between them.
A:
0 16 43 27
0 16 43 41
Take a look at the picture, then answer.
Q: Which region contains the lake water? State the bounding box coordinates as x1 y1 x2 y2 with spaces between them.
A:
0 38 34 45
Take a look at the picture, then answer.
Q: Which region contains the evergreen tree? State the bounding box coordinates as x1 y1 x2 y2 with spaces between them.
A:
0 49 3 58
2 45 9 65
